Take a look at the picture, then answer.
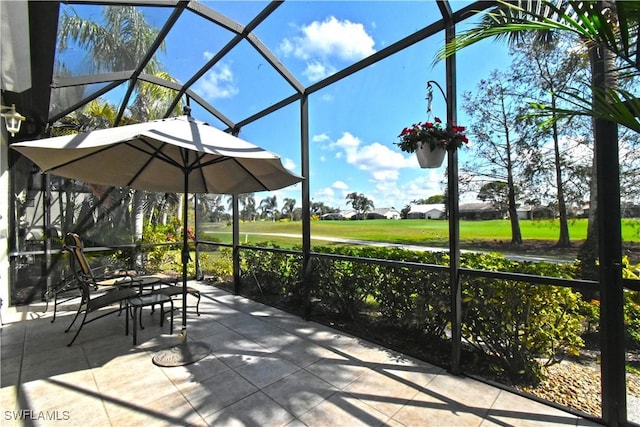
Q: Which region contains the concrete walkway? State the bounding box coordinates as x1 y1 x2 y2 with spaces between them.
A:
1 283 601 426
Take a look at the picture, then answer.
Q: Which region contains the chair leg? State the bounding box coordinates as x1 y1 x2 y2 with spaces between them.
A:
139 306 145 330
67 310 89 347
132 306 138 345
65 305 83 333
194 292 201 316
51 293 58 323
169 299 174 334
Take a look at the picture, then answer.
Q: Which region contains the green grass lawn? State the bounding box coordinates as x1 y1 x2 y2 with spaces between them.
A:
200 218 640 247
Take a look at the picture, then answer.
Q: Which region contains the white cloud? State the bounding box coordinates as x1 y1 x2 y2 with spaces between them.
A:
401 176 446 202
280 16 376 82
331 132 412 182
283 157 297 171
332 180 348 190
303 61 336 81
312 133 331 144
312 132 435 209
194 61 239 99
315 186 335 199
285 16 375 61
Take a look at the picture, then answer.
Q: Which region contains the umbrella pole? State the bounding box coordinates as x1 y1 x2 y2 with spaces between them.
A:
152 170 211 367
181 175 189 333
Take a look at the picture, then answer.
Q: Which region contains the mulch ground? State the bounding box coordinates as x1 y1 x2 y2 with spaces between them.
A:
462 239 640 265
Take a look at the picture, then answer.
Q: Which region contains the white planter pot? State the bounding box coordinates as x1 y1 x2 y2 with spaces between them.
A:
415 144 446 168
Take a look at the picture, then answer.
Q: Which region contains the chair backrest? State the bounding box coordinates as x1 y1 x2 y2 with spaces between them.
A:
64 232 95 282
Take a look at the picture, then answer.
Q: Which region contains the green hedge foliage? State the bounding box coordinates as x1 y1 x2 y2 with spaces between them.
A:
237 245 640 382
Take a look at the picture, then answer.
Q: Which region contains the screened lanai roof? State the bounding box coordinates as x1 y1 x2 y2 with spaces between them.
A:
1 0 493 141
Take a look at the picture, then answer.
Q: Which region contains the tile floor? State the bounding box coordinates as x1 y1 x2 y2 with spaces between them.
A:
1 283 602 426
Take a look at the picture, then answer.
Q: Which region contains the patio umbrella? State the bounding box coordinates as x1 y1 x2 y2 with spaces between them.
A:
11 114 303 362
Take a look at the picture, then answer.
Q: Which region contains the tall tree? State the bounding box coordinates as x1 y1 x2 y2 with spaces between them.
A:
513 33 591 247
309 201 338 217
345 192 375 220
477 181 512 219
228 194 256 221
57 5 181 243
462 70 528 244
438 0 639 275
439 1 638 132
281 198 297 221
259 195 278 221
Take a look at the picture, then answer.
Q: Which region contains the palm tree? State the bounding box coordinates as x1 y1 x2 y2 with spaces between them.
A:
57 5 182 242
282 198 297 220
439 1 639 132
345 192 375 220
259 195 278 221
227 194 256 221
58 6 164 75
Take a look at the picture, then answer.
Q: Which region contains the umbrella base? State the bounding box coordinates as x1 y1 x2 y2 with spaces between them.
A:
152 341 211 367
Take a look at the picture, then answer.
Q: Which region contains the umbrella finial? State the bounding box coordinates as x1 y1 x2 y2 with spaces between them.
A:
183 106 191 117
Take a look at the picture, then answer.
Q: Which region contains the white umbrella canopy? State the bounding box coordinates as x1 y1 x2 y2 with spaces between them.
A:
11 115 302 194
12 115 303 360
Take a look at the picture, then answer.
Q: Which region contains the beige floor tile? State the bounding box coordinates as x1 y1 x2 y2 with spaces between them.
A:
208 332 273 369
159 353 229 386
0 385 19 412
106 388 206 426
305 357 370 390
344 368 422 416
276 338 337 368
20 346 89 384
425 372 501 408
181 316 228 340
204 391 295 427
18 374 109 425
374 355 443 390
250 329 302 353
482 389 584 427
235 355 300 389
298 391 390 427
391 390 486 427
1 355 21 386
179 368 258 418
263 369 338 417
96 370 176 406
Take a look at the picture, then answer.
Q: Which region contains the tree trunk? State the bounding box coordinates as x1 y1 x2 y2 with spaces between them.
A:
133 190 144 242
507 184 523 245
578 42 618 280
63 179 74 233
552 102 571 247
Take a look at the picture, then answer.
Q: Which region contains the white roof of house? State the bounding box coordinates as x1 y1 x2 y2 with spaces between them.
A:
370 208 400 216
409 204 445 213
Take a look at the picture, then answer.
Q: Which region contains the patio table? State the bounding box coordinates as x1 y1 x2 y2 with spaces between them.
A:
126 293 173 345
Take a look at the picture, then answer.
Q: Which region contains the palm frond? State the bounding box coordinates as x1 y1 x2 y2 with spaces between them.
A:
528 88 640 133
439 0 639 74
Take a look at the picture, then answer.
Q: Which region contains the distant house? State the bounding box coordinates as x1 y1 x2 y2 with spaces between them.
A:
407 204 445 219
320 209 355 220
320 212 344 220
516 205 532 220
321 208 400 220
366 207 401 220
459 202 501 220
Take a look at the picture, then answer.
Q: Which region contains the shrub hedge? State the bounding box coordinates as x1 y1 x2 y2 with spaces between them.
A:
238 244 595 383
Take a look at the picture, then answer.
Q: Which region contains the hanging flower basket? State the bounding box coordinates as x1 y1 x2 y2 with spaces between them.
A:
395 117 469 169
415 144 447 168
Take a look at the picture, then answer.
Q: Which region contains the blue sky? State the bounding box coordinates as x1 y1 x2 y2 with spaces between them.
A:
59 1 513 212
